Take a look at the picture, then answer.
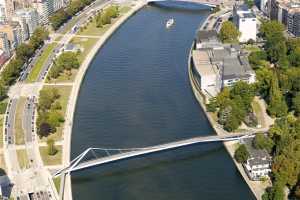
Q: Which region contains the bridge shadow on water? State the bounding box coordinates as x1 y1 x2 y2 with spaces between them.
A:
148 1 212 12
71 142 230 182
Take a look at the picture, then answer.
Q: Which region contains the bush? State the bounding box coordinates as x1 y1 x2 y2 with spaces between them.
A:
234 144 249 163
0 102 7 114
47 139 58 156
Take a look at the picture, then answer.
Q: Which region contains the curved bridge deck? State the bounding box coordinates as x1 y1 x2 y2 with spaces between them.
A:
54 132 255 177
147 0 221 7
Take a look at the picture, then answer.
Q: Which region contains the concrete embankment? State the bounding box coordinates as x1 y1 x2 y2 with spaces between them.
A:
188 44 268 200
61 1 147 199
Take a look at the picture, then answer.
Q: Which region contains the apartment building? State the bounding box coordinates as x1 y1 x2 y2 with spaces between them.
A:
233 5 257 42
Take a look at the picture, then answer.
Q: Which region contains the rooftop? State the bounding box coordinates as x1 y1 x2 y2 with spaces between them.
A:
243 138 271 160
239 12 256 18
236 4 250 11
196 30 218 43
192 50 217 77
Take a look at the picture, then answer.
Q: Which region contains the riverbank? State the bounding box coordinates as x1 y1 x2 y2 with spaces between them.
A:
188 44 270 199
61 1 147 199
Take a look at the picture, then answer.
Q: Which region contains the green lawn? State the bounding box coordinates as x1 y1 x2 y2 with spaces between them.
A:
39 86 72 142
40 145 62 165
47 37 97 83
47 69 78 83
53 177 61 194
0 115 3 148
70 37 98 63
243 44 261 52
15 98 26 145
77 6 131 36
252 99 265 128
16 149 29 169
27 43 57 83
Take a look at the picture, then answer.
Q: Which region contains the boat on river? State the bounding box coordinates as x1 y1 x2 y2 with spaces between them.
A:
166 18 175 29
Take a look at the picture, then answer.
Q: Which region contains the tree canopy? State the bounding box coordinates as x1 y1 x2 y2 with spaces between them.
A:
219 21 240 43
234 144 250 163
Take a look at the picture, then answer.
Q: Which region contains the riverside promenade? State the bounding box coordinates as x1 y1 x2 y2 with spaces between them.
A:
61 1 147 199
188 10 271 197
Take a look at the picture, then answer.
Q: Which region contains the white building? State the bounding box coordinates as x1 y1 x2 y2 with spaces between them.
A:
192 30 256 100
0 5 5 22
0 32 10 55
14 8 39 35
33 0 50 24
192 50 221 98
12 16 28 41
233 5 257 43
260 0 268 14
242 138 272 181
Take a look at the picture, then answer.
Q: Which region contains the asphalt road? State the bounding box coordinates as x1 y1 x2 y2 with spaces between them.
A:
36 0 108 82
5 99 17 146
23 97 35 143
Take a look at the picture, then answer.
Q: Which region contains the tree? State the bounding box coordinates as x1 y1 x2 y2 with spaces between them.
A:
234 144 249 163
206 99 217 112
248 50 268 69
101 12 111 25
56 52 79 70
245 0 254 8
30 27 49 49
256 68 274 98
224 112 240 131
230 81 255 110
288 47 300 67
219 21 240 43
260 21 287 65
38 122 52 138
47 138 58 156
0 82 7 101
47 110 64 128
267 73 288 117
16 43 34 62
260 21 285 39
50 9 70 30
292 92 300 116
253 133 274 152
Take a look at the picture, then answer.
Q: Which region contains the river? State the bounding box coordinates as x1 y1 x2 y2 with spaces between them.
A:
70 3 255 200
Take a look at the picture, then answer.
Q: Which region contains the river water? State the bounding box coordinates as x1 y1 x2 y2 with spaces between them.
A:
71 3 255 200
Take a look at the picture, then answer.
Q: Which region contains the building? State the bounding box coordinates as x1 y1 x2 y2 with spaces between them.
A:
49 0 65 13
0 32 10 54
195 30 219 49
33 0 50 24
1 0 32 19
33 0 65 24
0 21 22 49
0 49 9 66
0 5 6 22
14 8 39 35
11 16 29 41
63 43 80 53
260 0 269 14
192 50 221 97
242 138 272 181
192 30 256 99
269 0 300 37
233 4 257 42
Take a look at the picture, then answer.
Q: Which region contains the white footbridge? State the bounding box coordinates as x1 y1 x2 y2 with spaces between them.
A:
147 0 221 7
53 132 255 177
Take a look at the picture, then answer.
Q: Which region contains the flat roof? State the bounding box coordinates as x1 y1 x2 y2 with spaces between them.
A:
240 12 256 18
192 50 217 77
196 30 218 43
